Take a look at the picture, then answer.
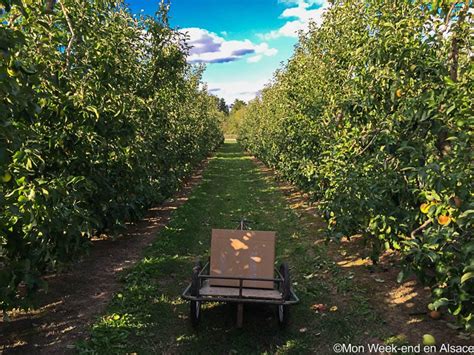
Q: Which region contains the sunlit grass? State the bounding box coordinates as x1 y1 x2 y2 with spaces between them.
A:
78 142 387 353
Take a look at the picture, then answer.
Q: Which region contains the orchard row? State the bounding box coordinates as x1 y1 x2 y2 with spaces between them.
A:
0 0 223 311
239 0 473 329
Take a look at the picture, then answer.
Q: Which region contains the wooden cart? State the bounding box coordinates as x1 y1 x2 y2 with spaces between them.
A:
181 222 299 328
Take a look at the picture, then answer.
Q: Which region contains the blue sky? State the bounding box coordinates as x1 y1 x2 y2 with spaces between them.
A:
127 0 328 104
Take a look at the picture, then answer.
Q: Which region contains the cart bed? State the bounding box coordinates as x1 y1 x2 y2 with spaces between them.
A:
199 280 282 299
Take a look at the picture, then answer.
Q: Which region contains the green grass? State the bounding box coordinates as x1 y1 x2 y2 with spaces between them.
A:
78 142 387 354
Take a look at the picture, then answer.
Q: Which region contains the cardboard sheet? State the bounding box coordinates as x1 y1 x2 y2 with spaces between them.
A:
210 229 276 289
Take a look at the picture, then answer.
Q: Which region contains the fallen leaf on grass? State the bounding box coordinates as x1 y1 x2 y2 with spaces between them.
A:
330 306 338 312
311 303 327 312
374 278 385 283
299 327 307 333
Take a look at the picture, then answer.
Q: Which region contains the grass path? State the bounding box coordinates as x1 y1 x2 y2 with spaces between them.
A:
79 142 387 354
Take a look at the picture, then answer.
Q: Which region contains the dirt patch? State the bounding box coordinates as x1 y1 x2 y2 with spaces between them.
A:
250 156 472 348
0 158 211 354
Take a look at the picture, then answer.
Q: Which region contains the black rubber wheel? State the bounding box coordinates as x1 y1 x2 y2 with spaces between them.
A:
190 259 202 327
190 300 201 327
277 303 289 328
279 262 291 301
277 263 291 328
190 260 202 296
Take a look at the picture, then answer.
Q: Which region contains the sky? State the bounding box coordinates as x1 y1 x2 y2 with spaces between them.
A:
127 0 329 104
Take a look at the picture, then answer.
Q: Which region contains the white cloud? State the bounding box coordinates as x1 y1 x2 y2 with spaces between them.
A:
207 79 268 103
246 44 278 63
259 0 329 40
247 55 263 63
255 42 278 56
278 0 325 6
180 28 278 64
281 2 325 21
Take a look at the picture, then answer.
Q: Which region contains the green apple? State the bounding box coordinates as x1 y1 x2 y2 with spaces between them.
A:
422 334 436 346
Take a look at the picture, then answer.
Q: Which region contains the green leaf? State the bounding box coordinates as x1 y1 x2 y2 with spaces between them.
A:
87 106 100 120
15 176 26 186
461 272 474 284
430 298 449 310
397 270 404 283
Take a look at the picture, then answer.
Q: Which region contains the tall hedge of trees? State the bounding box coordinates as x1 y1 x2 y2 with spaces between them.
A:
239 0 473 329
0 0 223 312
222 99 247 136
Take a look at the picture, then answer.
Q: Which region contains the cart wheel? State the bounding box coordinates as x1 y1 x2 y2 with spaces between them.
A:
190 261 202 327
278 263 291 328
190 300 201 327
279 262 291 301
195 258 203 271
190 260 202 296
277 304 289 328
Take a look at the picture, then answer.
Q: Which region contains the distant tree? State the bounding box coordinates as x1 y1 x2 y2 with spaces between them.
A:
218 98 229 115
230 99 247 114
222 99 248 136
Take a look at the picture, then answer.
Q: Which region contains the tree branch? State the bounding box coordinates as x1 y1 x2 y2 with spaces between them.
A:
410 219 432 239
444 2 458 27
447 1 468 82
354 128 382 157
58 0 75 69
